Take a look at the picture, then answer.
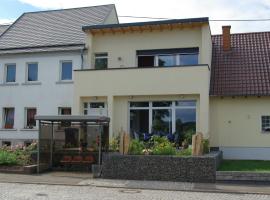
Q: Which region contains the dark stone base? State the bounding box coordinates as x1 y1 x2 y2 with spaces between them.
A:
101 151 222 183
0 165 37 174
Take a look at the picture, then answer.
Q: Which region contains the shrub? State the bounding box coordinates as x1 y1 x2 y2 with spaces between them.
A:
203 139 210 154
177 148 192 156
128 139 144 155
152 136 176 155
109 136 120 152
0 151 18 166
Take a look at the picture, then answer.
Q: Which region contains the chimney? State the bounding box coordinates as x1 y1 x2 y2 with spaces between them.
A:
222 26 231 51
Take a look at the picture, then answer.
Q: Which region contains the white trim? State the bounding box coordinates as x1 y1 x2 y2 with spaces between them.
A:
59 60 73 81
4 63 16 83
25 62 39 82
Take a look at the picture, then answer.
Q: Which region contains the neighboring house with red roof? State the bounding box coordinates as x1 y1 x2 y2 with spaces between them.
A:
210 28 270 159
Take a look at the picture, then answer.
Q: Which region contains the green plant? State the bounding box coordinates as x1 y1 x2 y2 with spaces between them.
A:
152 136 176 155
128 139 144 155
183 129 195 145
0 151 18 166
109 136 120 152
203 139 210 154
176 148 192 156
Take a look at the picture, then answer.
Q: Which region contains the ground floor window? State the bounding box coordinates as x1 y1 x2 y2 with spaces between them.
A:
83 102 107 116
129 100 196 142
25 108 37 128
58 107 71 115
2 141 11 146
3 107 14 129
261 116 270 132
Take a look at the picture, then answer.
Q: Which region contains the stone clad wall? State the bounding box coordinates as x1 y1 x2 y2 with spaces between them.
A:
101 151 222 183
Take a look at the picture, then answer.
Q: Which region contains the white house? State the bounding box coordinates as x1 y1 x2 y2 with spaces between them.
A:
0 5 118 147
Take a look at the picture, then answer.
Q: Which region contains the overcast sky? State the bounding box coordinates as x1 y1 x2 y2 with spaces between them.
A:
0 0 270 34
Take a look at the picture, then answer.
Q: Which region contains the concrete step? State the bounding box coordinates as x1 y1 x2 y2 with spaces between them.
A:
217 171 270 182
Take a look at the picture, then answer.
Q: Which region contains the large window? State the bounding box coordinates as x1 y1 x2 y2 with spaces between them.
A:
5 64 16 82
137 48 199 67
129 100 196 139
61 61 72 80
262 116 270 132
25 108 37 128
3 108 15 129
95 53 108 69
27 63 38 81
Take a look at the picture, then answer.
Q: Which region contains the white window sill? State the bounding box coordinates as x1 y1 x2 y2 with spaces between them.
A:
20 128 38 131
0 82 19 86
261 131 270 134
22 82 41 86
0 128 17 131
55 80 74 84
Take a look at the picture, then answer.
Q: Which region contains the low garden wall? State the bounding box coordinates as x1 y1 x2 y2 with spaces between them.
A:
101 151 222 183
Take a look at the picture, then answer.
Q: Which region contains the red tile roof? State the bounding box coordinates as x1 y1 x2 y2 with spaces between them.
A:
210 32 270 96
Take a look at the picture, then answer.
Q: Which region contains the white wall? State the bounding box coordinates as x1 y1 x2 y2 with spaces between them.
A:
0 51 83 145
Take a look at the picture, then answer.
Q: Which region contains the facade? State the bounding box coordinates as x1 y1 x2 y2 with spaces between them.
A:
74 19 270 160
74 18 212 143
0 5 118 146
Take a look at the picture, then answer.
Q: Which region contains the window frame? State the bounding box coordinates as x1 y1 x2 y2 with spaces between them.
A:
83 101 107 116
58 107 72 115
60 60 73 81
4 63 16 83
24 107 37 129
261 116 270 133
3 107 15 129
26 62 38 82
94 53 108 69
129 100 197 135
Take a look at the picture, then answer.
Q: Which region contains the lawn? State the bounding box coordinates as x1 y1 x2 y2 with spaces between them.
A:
218 160 270 172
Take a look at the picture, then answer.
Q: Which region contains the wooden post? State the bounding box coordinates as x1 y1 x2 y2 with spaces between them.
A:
192 132 203 156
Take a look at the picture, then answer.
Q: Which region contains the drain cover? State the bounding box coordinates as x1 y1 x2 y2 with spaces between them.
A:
119 189 141 194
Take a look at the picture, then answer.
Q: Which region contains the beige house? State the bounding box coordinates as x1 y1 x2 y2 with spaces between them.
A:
73 18 270 160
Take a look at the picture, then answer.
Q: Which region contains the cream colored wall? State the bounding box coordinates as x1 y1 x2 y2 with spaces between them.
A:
103 7 119 24
88 24 211 69
210 97 270 148
74 66 210 137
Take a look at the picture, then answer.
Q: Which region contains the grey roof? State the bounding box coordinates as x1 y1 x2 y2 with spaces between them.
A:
35 115 110 122
82 17 209 31
0 4 116 53
0 25 9 36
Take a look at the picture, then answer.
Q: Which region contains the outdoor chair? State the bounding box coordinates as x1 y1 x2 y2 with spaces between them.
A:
60 155 72 163
72 156 83 163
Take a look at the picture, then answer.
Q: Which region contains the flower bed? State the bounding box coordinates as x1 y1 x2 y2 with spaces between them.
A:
0 143 37 174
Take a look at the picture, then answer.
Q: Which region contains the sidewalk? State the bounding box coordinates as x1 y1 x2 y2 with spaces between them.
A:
1 172 270 195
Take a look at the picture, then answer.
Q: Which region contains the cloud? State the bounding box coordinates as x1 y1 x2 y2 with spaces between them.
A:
0 19 14 25
18 0 270 34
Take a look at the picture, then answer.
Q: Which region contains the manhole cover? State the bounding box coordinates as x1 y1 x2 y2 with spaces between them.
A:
36 193 48 197
119 189 141 194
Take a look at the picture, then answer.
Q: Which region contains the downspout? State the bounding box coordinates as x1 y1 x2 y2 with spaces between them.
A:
80 46 86 69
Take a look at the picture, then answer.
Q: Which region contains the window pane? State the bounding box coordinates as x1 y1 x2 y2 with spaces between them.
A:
90 103 105 108
61 61 72 80
28 63 38 81
60 108 71 115
130 110 149 139
180 54 198 65
176 100 196 107
175 108 196 144
6 64 16 82
152 101 172 107
95 53 108 69
4 108 14 129
2 141 11 146
152 109 172 133
27 108 36 127
262 116 270 132
138 56 155 67
158 55 176 67
130 102 149 107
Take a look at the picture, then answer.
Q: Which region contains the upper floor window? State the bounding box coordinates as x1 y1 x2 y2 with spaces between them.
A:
137 48 199 67
25 108 37 128
61 61 72 80
262 116 270 132
58 107 71 115
95 53 108 69
3 107 14 129
5 64 16 82
27 63 38 82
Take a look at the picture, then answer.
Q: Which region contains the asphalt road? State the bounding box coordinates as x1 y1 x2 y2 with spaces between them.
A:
0 183 270 200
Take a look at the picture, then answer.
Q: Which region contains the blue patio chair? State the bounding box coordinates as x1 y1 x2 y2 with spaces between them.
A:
143 132 152 141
